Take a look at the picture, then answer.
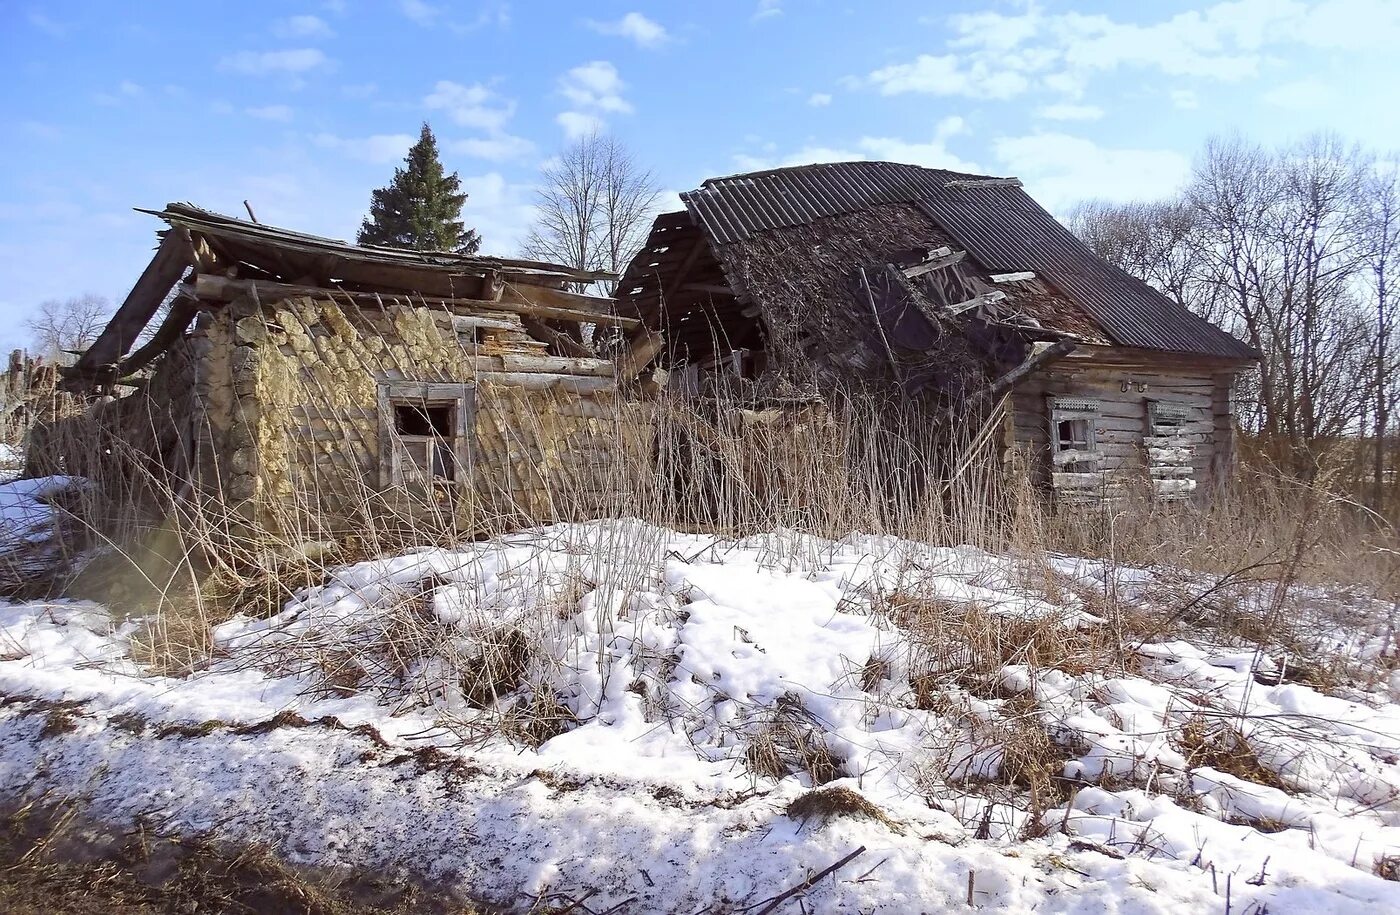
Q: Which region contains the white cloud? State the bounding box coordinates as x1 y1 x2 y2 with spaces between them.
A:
424 80 514 132
219 48 330 76
865 54 1029 100
460 172 537 253
807 92 832 107
882 0 1400 106
555 61 632 136
423 81 532 162
732 122 981 174
273 15 334 39
993 133 1191 211
753 0 782 21
94 80 145 106
399 0 438 25
557 111 606 140
246 104 295 122
1036 103 1104 121
447 134 536 163
1262 77 1331 109
586 13 669 48
312 132 416 164
1169 89 1199 109
559 61 632 113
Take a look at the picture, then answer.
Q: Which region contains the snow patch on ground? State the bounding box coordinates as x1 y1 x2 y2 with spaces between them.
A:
1 521 1398 912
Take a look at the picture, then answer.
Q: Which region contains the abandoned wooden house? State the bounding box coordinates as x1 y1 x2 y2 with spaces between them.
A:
617 160 1257 503
38 204 661 537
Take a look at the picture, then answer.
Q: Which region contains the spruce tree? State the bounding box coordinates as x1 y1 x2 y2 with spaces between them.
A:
357 122 481 254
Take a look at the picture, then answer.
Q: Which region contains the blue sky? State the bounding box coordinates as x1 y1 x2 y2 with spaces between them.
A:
3 0 1398 352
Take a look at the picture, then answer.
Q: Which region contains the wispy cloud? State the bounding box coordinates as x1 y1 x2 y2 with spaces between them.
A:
28 11 67 37
246 104 295 122
557 111 605 140
447 134 536 163
559 61 631 113
586 13 669 49
399 0 438 26
219 48 331 76
273 15 334 39
993 133 1190 211
556 61 632 137
733 117 978 174
753 0 782 22
424 80 514 132
1036 103 1104 121
807 92 832 107
424 80 534 163
312 132 416 164
94 80 145 106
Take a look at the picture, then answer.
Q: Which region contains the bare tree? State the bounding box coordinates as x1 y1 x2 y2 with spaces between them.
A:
27 294 111 363
1073 134 1383 482
1360 157 1400 509
523 133 661 293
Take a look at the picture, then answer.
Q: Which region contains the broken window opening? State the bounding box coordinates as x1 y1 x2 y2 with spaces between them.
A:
395 402 454 438
378 382 475 487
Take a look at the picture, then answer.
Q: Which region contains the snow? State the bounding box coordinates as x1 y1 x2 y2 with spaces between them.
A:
0 475 89 574
1 520 1398 912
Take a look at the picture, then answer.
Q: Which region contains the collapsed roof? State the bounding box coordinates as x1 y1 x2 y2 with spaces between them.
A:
618 160 1256 367
63 204 631 392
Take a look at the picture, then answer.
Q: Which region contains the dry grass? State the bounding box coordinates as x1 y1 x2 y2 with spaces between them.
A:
787 786 898 830
1174 716 1290 792
0 800 485 915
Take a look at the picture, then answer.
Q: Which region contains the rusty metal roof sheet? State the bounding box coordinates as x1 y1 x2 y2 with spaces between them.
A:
679 161 1255 360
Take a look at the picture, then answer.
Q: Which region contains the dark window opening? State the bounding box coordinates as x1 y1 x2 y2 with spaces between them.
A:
1056 418 1093 452
395 403 454 437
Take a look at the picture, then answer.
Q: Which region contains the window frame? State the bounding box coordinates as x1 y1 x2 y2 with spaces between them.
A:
1048 396 1101 466
377 381 475 488
1147 400 1193 438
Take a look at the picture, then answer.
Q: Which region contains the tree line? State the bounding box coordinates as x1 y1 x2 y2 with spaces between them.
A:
1069 134 1399 508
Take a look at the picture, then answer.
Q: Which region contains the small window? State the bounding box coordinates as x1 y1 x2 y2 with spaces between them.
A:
378 382 475 487
1049 397 1100 462
1148 401 1192 438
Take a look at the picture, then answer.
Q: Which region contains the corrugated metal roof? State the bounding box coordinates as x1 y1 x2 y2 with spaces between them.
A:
679 161 1256 360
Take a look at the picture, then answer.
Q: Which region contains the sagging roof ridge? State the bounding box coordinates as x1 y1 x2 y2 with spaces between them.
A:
147 202 617 284
674 160 1257 361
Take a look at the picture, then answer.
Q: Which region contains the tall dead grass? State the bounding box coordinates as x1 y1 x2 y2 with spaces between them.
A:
13 376 1400 681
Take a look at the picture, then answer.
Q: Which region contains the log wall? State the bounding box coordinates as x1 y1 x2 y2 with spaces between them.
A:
1007 347 1240 504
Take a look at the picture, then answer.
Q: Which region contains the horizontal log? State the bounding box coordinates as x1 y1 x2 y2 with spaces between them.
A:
1052 449 1103 466
1053 471 1110 489
498 354 615 376
190 275 640 328
477 371 616 394
452 314 520 332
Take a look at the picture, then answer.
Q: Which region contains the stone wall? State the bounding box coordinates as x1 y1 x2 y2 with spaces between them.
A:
200 294 653 539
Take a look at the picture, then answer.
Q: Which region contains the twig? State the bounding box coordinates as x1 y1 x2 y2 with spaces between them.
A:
751 845 866 914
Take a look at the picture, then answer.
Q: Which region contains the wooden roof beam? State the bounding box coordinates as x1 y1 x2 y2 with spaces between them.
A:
61 227 194 391
189 274 640 328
